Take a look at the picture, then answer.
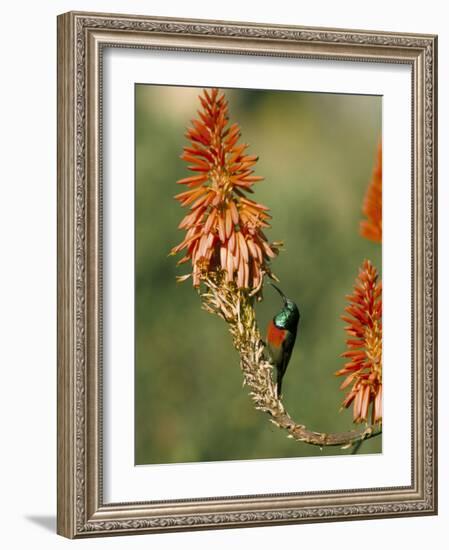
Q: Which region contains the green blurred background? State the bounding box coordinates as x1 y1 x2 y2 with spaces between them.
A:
135 85 382 465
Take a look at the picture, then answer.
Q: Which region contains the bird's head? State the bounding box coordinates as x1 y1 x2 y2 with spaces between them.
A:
270 283 300 330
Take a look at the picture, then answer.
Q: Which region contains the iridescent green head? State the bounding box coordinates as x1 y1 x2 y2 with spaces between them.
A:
271 284 300 332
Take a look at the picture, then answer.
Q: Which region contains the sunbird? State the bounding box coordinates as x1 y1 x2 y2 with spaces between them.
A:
266 284 300 397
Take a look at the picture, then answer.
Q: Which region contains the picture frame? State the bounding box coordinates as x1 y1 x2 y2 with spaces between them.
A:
57 11 438 538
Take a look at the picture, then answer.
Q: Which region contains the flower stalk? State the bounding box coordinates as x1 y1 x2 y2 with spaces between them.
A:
201 273 381 448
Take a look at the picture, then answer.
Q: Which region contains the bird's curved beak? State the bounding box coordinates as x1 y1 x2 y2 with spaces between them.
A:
269 282 288 305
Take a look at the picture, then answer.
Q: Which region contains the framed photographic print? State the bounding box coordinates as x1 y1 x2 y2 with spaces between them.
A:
57 11 438 538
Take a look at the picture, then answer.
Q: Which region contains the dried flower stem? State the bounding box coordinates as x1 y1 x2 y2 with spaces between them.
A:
201 273 381 449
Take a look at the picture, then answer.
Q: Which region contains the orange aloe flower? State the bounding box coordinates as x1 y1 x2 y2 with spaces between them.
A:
336 260 382 424
360 143 382 243
170 88 279 289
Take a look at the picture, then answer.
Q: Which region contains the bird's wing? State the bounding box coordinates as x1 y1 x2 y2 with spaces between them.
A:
280 330 297 373
276 331 297 397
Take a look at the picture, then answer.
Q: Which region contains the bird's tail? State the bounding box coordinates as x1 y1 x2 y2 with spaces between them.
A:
276 371 283 399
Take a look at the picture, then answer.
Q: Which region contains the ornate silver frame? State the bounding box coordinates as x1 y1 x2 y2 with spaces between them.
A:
57 11 438 538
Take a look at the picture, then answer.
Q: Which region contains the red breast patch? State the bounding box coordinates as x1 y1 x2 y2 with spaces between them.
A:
267 320 286 347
